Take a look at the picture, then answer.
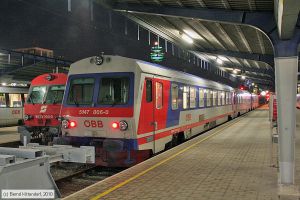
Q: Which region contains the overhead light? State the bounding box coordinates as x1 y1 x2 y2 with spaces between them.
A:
1 83 7 86
181 33 193 44
183 29 201 39
241 75 245 80
233 69 238 74
218 56 227 61
216 58 223 65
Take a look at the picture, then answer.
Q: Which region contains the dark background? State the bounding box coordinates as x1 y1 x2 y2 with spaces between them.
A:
0 0 236 86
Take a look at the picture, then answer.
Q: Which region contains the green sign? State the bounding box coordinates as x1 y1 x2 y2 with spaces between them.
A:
150 45 164 62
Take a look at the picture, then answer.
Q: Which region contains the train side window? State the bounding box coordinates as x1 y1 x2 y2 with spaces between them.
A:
0 93 6 107
183 86 189 109
226 92 229 105
212 90 217 106
171 83 178 110
217 91 222 105
199 88 205 107
9 94 22 107
207 89 212 107
221 92 225 105
146 79 152 102
156 82 163 109
190 87 196 108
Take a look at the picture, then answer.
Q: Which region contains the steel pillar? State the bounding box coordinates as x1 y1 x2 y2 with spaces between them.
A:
274 56 298 184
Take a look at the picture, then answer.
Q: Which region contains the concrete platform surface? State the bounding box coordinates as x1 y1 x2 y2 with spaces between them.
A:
0 126 20 144
64 109 283 200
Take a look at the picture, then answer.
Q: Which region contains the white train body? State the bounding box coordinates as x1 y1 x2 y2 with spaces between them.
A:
60 55 258 166
0 87 27 127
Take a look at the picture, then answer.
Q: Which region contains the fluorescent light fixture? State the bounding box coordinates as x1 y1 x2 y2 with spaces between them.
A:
181 33 193 44
216 58 223 65
218 56 227 61
183 29 201 39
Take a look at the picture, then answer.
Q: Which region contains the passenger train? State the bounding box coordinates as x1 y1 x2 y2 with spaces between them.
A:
19 73 67 144
0 86 28 127
60 55 259 167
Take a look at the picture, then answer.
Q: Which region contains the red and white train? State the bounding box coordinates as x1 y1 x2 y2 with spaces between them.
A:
19 73 67 144
60 55 259 167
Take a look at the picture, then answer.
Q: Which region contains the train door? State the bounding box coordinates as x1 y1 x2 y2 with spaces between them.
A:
232 91 238 116
138 75 169 154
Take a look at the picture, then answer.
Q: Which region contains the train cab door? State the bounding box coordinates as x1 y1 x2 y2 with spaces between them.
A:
139 76 169 154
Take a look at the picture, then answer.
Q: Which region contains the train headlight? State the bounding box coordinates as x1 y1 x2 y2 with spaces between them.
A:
119 120 128 131
24 114 33 121
62 119 69 129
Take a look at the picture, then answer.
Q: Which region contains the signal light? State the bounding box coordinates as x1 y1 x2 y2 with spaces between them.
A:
112 122 118 129
69 121 76 128
240 86 244 90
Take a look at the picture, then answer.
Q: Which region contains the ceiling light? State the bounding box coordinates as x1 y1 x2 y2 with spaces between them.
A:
261 91 266 96
218 56 227 61
216 58 223 65
183 29 201 39
181 33 193 44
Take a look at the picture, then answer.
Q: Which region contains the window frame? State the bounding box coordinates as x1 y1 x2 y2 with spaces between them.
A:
155 82 163 109
189 86 196 108
171 83 179 110
199 88 205 108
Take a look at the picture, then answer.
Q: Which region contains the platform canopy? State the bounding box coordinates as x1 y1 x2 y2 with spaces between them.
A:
0 49 71 84
98 0 299 88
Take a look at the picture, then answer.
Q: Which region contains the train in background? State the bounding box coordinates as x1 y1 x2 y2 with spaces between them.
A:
0 86 28 127
19 73 67 144
59 55 259 167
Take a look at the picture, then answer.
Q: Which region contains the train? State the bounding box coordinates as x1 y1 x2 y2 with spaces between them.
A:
19 73 67 144
0 86 28 127
59 55 259 167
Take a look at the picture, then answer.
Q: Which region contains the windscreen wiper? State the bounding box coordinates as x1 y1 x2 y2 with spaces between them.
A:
29 94 35 105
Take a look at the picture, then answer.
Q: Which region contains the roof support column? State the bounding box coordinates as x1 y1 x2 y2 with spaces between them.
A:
271 30 300 189
274 56 298 185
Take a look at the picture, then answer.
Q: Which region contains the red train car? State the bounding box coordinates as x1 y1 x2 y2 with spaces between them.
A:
19 73 67 144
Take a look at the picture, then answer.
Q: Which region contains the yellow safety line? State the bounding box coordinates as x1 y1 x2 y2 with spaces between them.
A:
90 117 243 200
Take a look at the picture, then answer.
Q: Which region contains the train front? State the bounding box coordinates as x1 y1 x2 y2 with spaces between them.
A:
20 73 67 144
60 56 148 167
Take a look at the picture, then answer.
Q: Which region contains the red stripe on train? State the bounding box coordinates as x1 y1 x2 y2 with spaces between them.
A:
137 112 233 145
61 107 133 117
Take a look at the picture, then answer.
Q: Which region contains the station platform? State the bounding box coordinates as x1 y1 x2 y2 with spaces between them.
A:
63 108 296 200
0 126 20 145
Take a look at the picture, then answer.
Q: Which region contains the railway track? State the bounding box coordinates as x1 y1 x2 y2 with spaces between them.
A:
53 164 123 198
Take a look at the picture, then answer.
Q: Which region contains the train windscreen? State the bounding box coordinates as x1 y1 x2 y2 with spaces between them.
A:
45 85 65 104
27 86 46 104
67 78 95 105
98 77 129 105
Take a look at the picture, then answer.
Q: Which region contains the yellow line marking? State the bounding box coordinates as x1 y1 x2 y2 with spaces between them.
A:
90 117 244 200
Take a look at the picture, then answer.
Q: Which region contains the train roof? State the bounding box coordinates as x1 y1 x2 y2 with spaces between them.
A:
69 55 234 91
31 73 67 86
